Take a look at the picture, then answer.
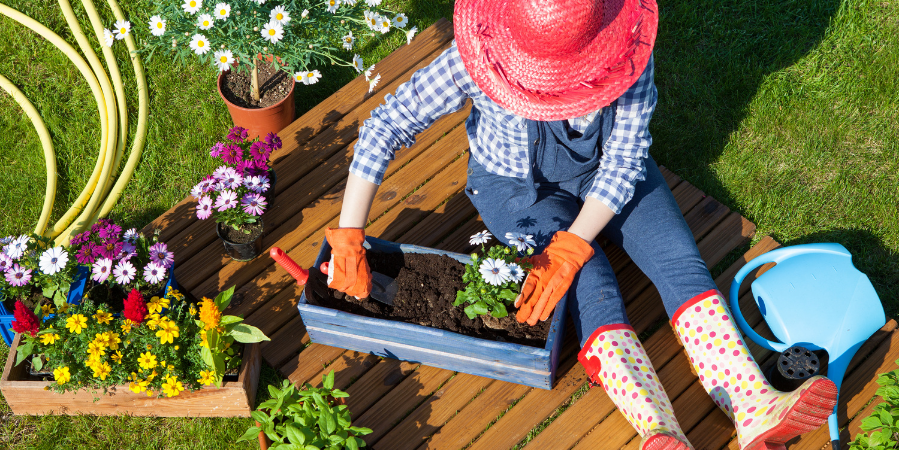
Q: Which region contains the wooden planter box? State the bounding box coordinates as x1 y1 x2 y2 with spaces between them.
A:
0 334 261 417
297 236 567 390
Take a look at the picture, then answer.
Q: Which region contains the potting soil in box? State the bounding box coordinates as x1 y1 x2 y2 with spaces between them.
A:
297 237 568 390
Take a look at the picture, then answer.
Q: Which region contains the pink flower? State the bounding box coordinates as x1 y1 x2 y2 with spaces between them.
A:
214 190 238 211
209 142 225 157
264 132 282 151
149 242 174 269
99 223 122 240
119 242 137 260
75 243 96 264
214 166 242 189
96 239 123 260
12 301 39 337
241 193 267 216
92 258 112 283
227 126 248 142
244 175 271 193
4 264 32 287
249 141 271 163
221 144 243 164
196 196 213 220
0 253 12 272
69 230 91 246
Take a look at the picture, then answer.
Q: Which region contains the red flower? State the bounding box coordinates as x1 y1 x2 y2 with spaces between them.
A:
12 301 39 337
123 289 148 324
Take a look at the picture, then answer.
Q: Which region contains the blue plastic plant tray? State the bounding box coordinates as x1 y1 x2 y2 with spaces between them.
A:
0 266 89 346
297 236 568 390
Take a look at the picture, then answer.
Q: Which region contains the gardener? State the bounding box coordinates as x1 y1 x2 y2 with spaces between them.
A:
324 0 838 448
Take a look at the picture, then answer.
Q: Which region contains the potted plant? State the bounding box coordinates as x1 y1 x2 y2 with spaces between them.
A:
128 0 415 138
454 230 534 321
237 370 373 449
192 126 280 261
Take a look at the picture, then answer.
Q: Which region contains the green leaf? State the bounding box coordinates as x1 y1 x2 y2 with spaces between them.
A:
236 426 261 442
869 429 884 447
471 301 489 316
220 315 244 326
229 323 271 343
463 305 476 320
491 302 508 318
15 339 35 366
319 408 337 435
863 416 884 431
252 410 271 425
214 285 236 311
284 423 307 445
881 410 894 426
498 289 517 301
454 291 467 306
323 370 335 390
31 356 43 373
348 426 373 436
346 436 359 450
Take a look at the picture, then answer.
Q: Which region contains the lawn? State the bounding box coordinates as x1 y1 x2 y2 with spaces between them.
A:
1 0 897 448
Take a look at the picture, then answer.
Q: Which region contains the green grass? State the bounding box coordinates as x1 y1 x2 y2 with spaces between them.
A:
1 0 898 447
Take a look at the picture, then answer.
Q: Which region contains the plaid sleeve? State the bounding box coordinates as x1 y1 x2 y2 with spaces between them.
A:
350 44 472 185
587 54 658 214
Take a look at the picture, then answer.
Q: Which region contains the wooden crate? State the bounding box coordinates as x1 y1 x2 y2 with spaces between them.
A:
297 236 568 390
0 334 261 417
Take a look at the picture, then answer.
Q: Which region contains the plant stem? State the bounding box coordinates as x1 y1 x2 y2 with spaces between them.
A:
251 65 260 102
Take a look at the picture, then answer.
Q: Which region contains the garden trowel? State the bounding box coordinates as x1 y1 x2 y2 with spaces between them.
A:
269 247 397 305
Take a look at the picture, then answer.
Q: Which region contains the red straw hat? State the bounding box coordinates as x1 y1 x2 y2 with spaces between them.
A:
454 0 658 121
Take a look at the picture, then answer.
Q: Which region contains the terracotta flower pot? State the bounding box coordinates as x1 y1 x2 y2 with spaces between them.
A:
217 70 296 141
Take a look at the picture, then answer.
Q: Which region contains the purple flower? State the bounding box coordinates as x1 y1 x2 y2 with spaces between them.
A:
97 239 123 260
241 193 267 216
123 228 140 243
235 160 253 176
0 253 13 272
69 231 91 246
265 132 282 151
249 141 272 163
92 258 112 283
215 167 242 189
119 242 136 260
143 262 166 284
244 175 271 193
221 144 243 164
4 264 31 287
149 242 175 269
209 142 225 157
91 218 112 234
247 159 270 177
75 243 96 264
227 126 248 143
196 196 213 220
99 223 122 240
214 190 238 211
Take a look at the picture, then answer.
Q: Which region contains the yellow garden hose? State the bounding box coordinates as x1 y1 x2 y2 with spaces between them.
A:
0 74 57 236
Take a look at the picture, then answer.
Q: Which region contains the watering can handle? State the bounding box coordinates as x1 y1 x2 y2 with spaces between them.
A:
729 243 851 352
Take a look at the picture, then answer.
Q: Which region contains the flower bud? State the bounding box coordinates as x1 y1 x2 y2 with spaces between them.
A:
308 44 313 49
263 46 268 51
479 288 487 294
527 247 535 255
504 247 511 254
253 26 259 31
471 253 478 261
220 44 225 48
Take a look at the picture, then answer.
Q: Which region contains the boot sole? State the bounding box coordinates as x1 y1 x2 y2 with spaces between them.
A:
643 432 691 450
743 377 838 450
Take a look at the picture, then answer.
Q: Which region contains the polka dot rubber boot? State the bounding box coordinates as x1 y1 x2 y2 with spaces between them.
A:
671 289 838 450
578 324 693 450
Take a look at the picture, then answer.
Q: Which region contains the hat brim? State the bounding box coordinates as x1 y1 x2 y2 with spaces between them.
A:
454 0 658 121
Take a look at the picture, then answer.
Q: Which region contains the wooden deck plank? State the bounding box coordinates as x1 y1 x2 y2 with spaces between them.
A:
260 314 308 368
345 359 419 415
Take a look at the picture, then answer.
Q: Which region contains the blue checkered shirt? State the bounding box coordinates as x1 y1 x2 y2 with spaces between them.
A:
351 43 658 214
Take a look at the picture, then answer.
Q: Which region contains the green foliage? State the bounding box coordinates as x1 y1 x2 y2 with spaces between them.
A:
454 232 533 320
197 285 270 387
237 371 372 449
850 359 899 449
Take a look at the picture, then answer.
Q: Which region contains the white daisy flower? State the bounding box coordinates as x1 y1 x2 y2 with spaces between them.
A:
182 0 202 14
113 20 131 40
505 232 536 252
189 34 211 54
261 21 284 44
3 235 28 260
507 262 525 283
39 247 68 275
326 0 339 13
378 15 391 33
270 6 290 25
392 13 408 28
197 13 214 30
364 10 378 30
364 63 375 79
92 258 113 283
103 28 114 47
352 54 364 73
213 49 234 71
343 0 357 5
406 26 418 44
149 15 166 36
479 258 511 286
252 0 265 4
469 230 492 246
214 3 230 20
123 228 140 243
294 71 306 83
303 70 321 85
301 9 309 18
143 261 167 284
367 73 381 93
113 260 137 284
365 0 381 6
341 31 355 50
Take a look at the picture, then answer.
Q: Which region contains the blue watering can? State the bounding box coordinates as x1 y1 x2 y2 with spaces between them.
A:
728 243 885 450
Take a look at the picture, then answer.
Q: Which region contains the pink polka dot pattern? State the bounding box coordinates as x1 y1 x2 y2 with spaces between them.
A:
578 324 691 448
671 290 824 448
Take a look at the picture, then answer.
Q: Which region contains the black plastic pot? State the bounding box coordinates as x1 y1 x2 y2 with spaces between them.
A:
216 220 264 262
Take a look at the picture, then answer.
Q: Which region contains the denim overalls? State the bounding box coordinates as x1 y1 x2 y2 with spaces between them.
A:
465 106 716 346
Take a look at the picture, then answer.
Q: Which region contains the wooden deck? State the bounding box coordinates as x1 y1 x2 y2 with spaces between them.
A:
145 19 897 450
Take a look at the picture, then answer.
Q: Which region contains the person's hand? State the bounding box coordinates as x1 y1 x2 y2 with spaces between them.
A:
324 227 371 298
515 231 594 325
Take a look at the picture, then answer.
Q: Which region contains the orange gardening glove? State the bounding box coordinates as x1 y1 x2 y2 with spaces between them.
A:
515 230 595 326
324 227 372 298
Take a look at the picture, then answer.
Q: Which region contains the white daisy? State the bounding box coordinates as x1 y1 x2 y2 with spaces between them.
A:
252 0 266 4
197 13 214 30
39 247 68 275
392 13 408 28
103 28 114 47
367 73 380 93
143 261 166 284
213 49 234 71
3 235 28 260
505 231 536 252
182 0 202 14
113 20 131 40
469 230 492 246
352 54 364 73
92 258 113 283
149 15 166 36
406 26 418 44
303 70 321 85
341 30 355 50
189 34 211 54
326 0 338 13
343 0 357 5
378 15 391 33
123 228 140 243
113 260 136 284
301 9 309 18
479 258 511 286
270 6 290 25
364 63 375 79
293 71 306 83
364 10 378 30
365 0 381 6
507 263 525 283
214 3 230 20
0 254 12 272
261 21 284 44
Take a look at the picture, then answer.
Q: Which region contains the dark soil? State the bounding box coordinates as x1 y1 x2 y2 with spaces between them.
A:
304 252 552 348
221 63 292 109
2 286 46 313
82 279 167 313
220 222 264 244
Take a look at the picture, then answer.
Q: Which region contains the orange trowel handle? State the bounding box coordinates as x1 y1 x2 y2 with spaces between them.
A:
269 247 309 285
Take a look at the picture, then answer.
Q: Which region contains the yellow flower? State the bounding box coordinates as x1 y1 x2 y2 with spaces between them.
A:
162 376 184 397
146 390 154 397
188 304 197 316
197 370 215 386
129 379 149 393
54 366 71 384
199 297 221 330
167 287 184 301
105 331 121 350
146 344 153 350
138 352 157 370
66 314 88 334
94 332 111 348
145 313 161 330
41 304 56 317
148 370 158 382
58 303 70 314
121 320 133 334
167 364 174 372
147 296 170 314
93 310 113 324
174 345 179 350
111 351 123 364
91 361 112 380
200 332 209 348
156 320 179 344
88 341 106 358
40 333 60 345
